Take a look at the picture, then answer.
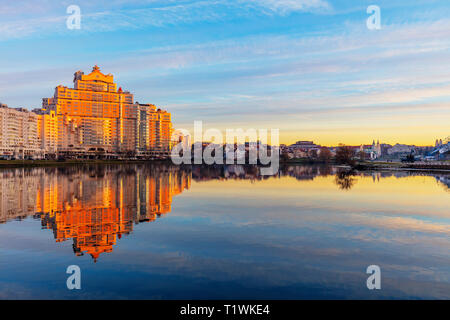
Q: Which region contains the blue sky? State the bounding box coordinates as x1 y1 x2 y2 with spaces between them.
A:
0 0 449 145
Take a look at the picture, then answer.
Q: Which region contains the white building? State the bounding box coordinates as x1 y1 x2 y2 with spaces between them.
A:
387 144 415 156
0 105 41 158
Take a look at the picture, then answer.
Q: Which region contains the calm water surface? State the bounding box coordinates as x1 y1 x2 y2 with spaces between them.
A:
0 164 449 299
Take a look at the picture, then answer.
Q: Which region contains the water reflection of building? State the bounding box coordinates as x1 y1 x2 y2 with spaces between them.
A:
0 165 190 261
192 165 271 182
283 165 335 181
0 168 40 223
191 164 337 182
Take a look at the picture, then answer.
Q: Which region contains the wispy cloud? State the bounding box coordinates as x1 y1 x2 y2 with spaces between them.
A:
243 0 332 14
0 0 334 41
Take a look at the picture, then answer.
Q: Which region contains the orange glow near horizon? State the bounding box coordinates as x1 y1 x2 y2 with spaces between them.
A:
279 130 448 147
174 96 450 147
182 128 447 147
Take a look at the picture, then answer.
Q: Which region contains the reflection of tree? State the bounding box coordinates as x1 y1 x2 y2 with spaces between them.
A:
318 165 333 176
335 171 357 190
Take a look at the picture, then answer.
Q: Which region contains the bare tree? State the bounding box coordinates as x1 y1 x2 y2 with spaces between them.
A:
319 147 332 162
335 145 356 166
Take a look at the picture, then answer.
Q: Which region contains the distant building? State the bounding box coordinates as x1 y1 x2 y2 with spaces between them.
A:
387 144 416 156
291 141 321 150
380 143 392 157
359 140 382 160
286 140 321 158
430 137 450 160
172 129 191 151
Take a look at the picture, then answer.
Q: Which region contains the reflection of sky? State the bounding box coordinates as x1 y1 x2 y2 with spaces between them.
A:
0 173 449 299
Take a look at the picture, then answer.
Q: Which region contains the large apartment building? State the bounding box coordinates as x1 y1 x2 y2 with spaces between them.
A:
136 103 173 154
39 65 172 154
0 66 174 158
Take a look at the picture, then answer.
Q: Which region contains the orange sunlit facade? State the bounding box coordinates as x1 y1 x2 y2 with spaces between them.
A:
38 66 173 155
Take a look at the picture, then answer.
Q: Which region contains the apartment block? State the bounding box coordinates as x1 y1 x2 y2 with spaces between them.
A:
0 104 41 158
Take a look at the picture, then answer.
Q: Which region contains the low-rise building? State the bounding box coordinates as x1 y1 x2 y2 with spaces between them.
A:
387 144 416 156
285 140 321 159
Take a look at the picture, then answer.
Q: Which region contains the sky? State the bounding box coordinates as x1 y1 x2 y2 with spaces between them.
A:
0 0 449 146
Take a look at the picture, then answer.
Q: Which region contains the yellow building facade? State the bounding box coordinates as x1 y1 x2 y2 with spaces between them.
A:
35 109 58 153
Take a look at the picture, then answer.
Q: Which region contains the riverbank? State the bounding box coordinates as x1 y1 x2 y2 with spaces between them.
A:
1 159 449 172
280 158 450 172
354 161 450 172
0 159 172 168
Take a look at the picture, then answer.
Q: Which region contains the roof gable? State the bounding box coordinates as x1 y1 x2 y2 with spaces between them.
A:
81 65 114 83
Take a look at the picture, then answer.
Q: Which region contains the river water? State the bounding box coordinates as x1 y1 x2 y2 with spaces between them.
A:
0 164 448 299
